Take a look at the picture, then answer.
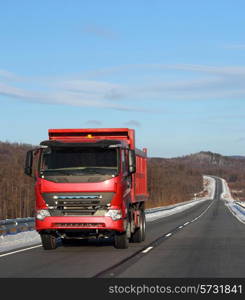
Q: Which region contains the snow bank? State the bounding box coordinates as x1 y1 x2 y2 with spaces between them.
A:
220 178 234 201
0 231 41 253
204 175 216 200
221 178 245 224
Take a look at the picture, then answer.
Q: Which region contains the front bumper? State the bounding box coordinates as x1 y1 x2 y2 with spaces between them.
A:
36 216 125 232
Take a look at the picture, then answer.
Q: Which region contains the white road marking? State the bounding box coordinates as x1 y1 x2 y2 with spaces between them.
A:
178 199 215 229
0 245 42 258
142 246 153 253
197 200 214 218
184 199 216 227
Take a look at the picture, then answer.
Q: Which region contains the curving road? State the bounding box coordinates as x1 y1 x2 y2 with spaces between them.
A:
0 177 244 278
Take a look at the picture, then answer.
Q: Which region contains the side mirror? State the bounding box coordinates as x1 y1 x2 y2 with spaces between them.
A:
24 150 33 176
129 150 136 173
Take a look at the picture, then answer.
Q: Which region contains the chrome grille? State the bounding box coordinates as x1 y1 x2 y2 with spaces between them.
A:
42 192 114 216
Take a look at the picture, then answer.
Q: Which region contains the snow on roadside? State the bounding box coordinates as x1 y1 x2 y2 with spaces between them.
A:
203 175 215 200
221 178 245 224
0 175 215 254
220 178 234 201
0 231 41 253
146 175 215 222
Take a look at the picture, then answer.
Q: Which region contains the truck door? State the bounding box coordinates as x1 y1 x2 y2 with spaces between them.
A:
121 149 131 207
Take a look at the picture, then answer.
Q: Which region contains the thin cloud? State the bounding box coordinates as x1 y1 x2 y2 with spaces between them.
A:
0 82 42 100
78 63 245 79
82 24 118 40
57 80 121 92
123 120 141 127
159 64 245 76
224 44 245 50
85 120 103 126
0 79 138 111
0 69 20 81
1 63 245 112
236 137 245 143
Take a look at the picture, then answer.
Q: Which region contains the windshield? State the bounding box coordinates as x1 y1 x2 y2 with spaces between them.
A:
40 146 118 176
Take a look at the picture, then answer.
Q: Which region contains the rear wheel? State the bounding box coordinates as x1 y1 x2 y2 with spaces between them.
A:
141 211 146 241
131 210 146 243
40 233 57 250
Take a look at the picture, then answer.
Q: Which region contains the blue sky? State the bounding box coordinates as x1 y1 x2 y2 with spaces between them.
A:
1 0 245 157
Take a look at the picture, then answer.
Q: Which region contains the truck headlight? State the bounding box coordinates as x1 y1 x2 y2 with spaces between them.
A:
105 209 122 220
36 209 51 220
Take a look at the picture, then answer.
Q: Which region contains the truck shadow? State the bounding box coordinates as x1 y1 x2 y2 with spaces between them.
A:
60 237 114 248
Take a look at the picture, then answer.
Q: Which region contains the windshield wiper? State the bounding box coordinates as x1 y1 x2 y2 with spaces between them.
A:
41 167 118 176
81 168 118 175
41 169 74 176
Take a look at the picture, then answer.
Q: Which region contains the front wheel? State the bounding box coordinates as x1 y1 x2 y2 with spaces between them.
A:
114 231 129 249
40 233 57 250
131 211 146 243
114 222 130 249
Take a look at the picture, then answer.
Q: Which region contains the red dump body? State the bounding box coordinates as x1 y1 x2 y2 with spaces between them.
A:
34 128 148 237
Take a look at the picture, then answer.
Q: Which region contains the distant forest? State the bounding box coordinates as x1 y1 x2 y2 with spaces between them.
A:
0 142 244 220
0 142 35 219
147 158 202 208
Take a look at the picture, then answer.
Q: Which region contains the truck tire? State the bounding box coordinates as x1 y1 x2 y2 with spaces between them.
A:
114 222 130 249
40 233 57 250
114 231 129 249
141 211 146 241
131 211 146 243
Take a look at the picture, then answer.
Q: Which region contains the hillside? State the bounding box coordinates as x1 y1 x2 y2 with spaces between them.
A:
175 151 245 168
149 151 245 203
147 158 203 208
174 151 245 201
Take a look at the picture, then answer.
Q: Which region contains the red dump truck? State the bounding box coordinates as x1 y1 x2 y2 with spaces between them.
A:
24 128 148 249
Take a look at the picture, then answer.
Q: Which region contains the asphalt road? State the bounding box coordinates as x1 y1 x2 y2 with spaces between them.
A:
118 178 245 278
0 177 244 278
